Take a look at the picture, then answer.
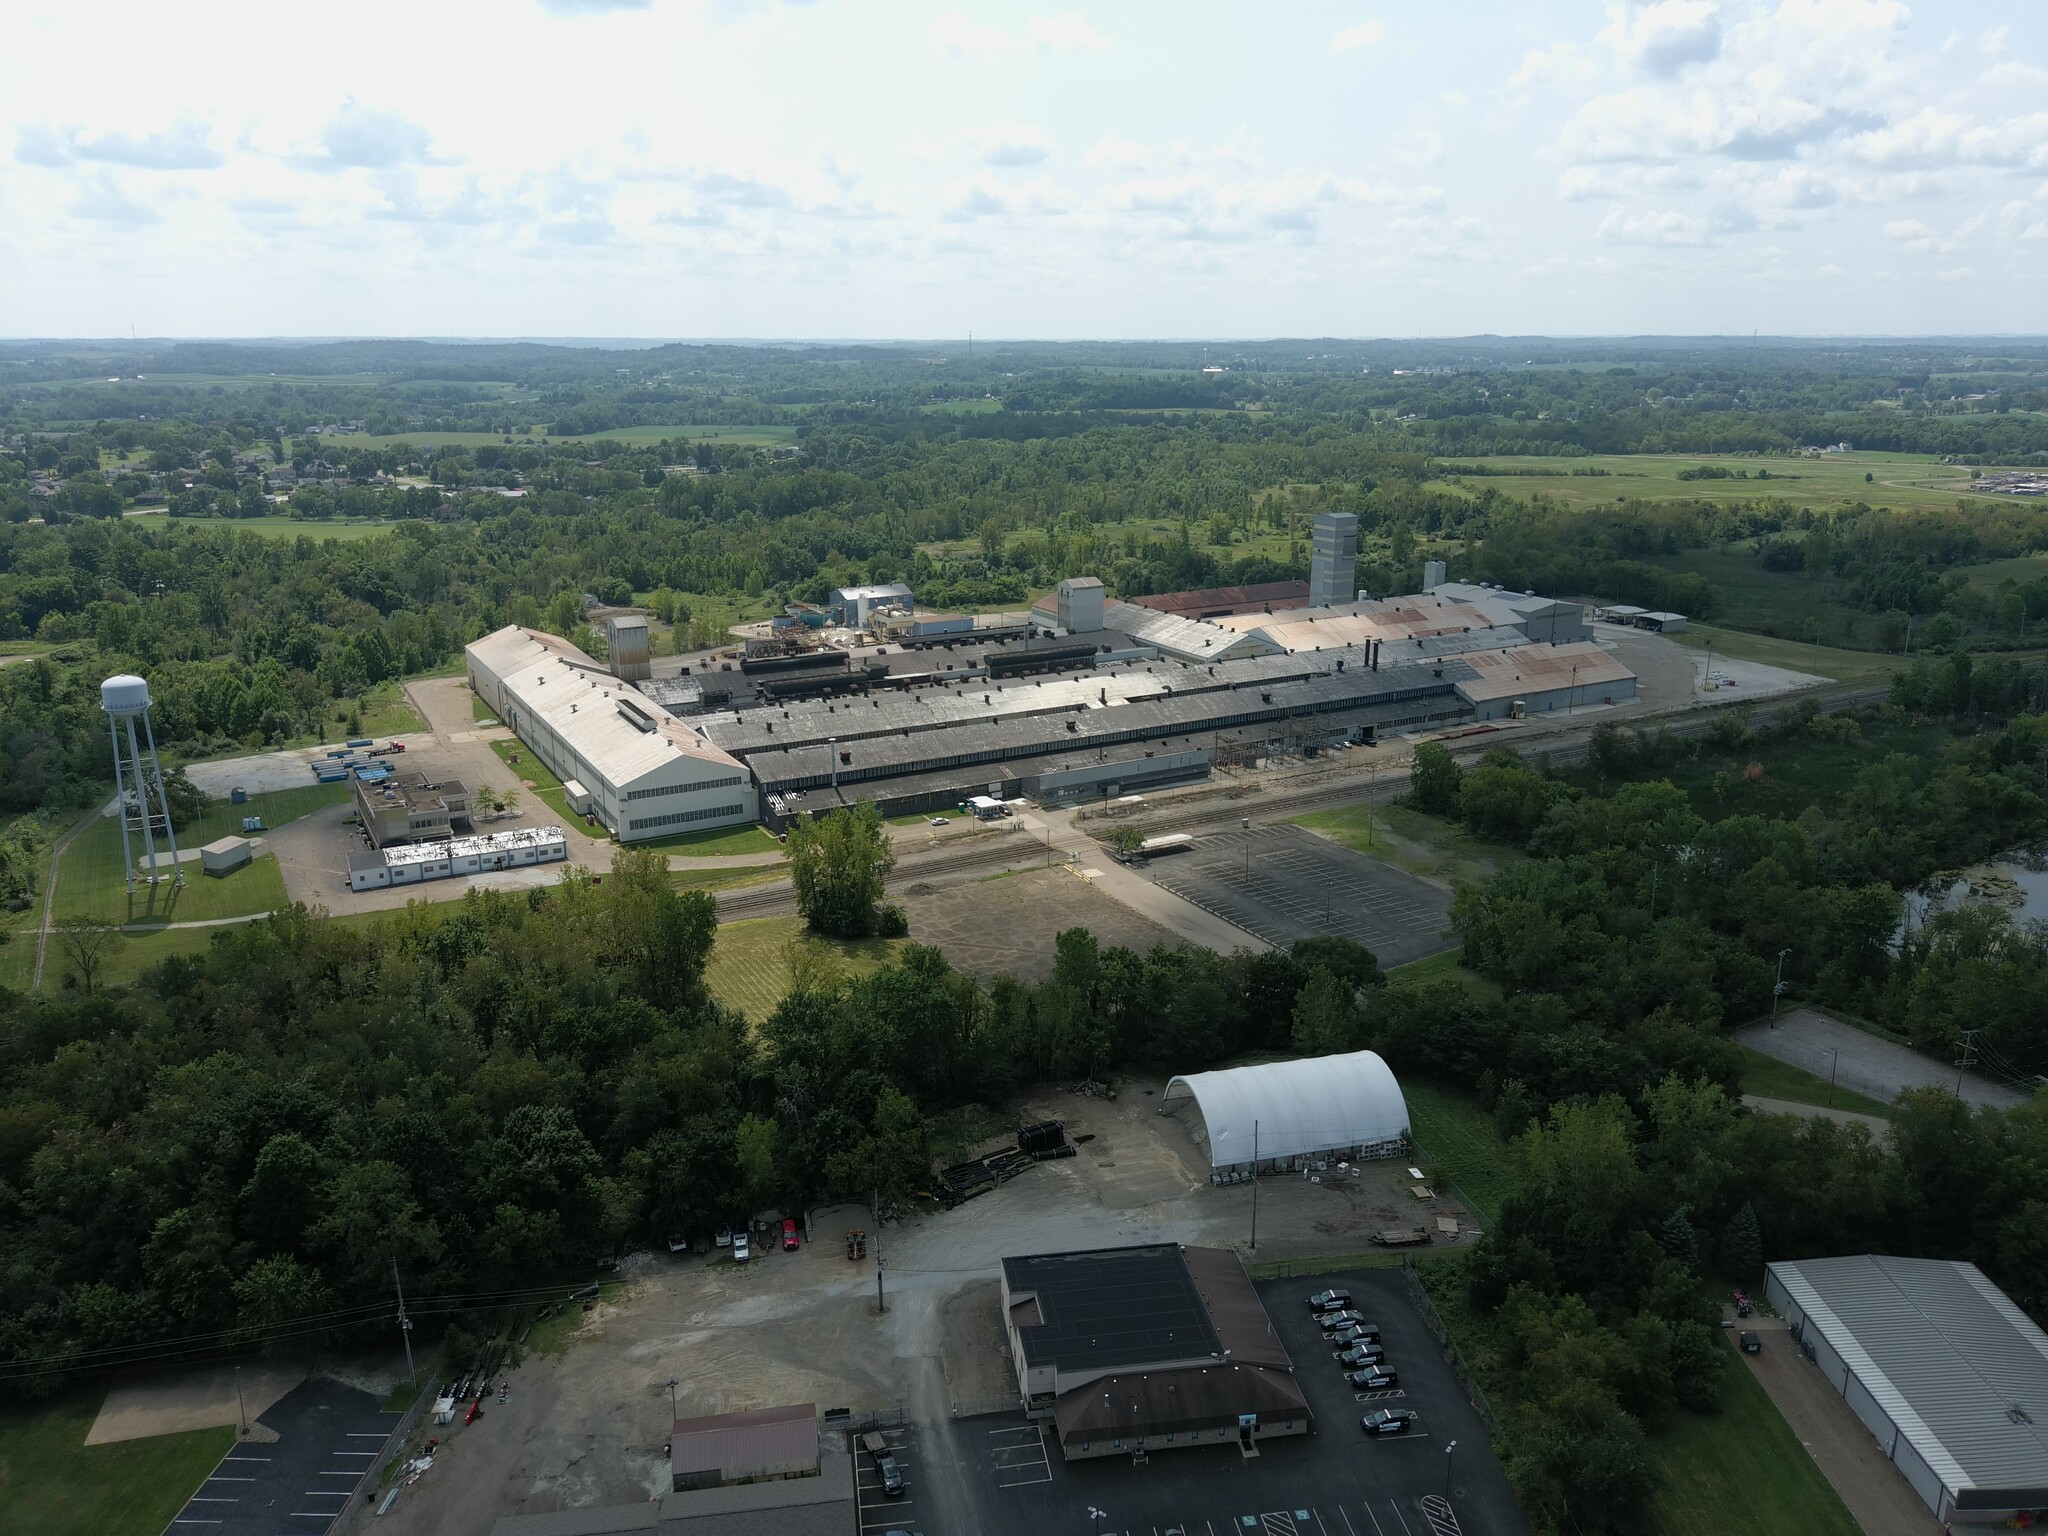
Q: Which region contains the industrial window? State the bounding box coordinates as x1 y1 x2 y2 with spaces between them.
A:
627 803 745 832
625 773 745 801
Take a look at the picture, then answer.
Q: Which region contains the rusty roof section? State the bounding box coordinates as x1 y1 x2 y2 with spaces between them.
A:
1456 641 1633 702
1127 581 1311 618
669 1402 818 1479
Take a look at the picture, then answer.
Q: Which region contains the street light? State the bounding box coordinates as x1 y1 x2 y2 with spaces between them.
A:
1088 1506 1109 1536
1445 1438 1459 1498
667 1378 678 1425
1771 948 1791 1025
1569 663 1579 713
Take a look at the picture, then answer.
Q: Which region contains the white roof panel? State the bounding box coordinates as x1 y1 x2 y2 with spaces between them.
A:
1165 1051 1410 1168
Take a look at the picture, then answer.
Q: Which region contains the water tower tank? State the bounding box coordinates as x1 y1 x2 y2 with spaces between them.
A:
101 674 152 716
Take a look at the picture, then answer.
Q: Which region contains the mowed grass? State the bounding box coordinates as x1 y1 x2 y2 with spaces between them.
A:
1669 621 1906 687
1648 1339 1864 1536
120 513 396 541
637 822 781 857
1738 1045 1895 1120
1296 800 1528 889
53 784 349 929
705 914 905 1022
1401 1079 1512 1224
1386 947 1504 1003
1439 450 1994 513
0 1388 235 1536
489 739 577 827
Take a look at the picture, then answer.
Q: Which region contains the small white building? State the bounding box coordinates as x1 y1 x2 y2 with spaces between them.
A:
1055 576 1105 634
200 836 253 876
347 824 570 892
826 584 914 628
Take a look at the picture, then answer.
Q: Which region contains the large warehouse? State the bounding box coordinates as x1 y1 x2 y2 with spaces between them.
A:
467 626 756 841
1766 1255 2048 1524
1163 1050 1411 1170
1000 1244 1310 1460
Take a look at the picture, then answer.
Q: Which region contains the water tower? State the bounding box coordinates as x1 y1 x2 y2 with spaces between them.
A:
101 674 183 891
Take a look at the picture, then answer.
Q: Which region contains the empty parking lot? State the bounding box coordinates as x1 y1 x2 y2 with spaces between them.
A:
1149 825 1454 964
169 1375 398 1536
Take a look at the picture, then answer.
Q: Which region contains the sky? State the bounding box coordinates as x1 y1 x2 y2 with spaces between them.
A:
4 0 2046 339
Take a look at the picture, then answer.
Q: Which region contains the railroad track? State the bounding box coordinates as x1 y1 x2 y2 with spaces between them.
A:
714 832 1056 920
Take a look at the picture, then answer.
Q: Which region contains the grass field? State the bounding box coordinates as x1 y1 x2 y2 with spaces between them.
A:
311 678 427 743
1295 801 1528 890
634 822 781 857
1386 947 1505 1002
1960 552 2048 590
0 1389 234 1536
1438 450 2005 514
1401 1078 1512 1224
1738 1044 1895 1119
489 739 576 826
1669 622 1906 687
1648 1340 1865 1536
120 513 397 541
53 784 349 929
705 914 905 1021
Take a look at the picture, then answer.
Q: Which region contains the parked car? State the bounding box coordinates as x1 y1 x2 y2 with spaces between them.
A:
1740 1330 1761 1353
1344 1367 1400 1390
862 1432 905 1497
1318 1310 1366 1332
1361 1408 1419 1436
1307 1289 1352 1312
929 816 950 826
1336 1343 1386 1368
714 1227 732 1247
1328 1325 1378 1349
732 1232 751 1262
783 1218 800 1252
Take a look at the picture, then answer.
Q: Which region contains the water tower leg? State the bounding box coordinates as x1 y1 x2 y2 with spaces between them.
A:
142 710 182 887
110 714 136 893
125 715 160 885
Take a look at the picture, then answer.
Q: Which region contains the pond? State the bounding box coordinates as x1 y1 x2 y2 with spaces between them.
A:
1900 848 2048 937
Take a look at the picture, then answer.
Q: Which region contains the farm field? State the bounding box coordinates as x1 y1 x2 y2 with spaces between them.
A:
119 513 396 541
324 423 797 449
703 913 904 1022
1434 450 2005 513
0 1389 234 1536
1648 1341 1866 1536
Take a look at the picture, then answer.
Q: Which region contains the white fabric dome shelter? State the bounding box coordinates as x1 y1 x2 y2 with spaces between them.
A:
1163 1051 1411 1169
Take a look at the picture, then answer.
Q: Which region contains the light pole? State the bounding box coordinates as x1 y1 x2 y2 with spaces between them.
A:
1570 663 1579 713
1249 1119 1260 1251
1241 816 1249 881
1088 1506 1109 1536
1829 1048 1839 1107
235 1366 248 1439
1771 949 1791 1025
667 1378 678 1425
1445 1438 1458 1498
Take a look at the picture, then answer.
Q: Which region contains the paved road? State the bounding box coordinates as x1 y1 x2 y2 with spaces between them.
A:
1735 1009 2031 1111
1740 1095 1890 1137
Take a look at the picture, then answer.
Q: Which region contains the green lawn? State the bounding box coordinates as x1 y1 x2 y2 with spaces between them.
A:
705 914 905 1022
121 513 396 541
1296 800 1528 889
1670 622 1906 687
53 784 349 929
1386 947 1504 1003
0 1388 234 1536
637 823 781 857
1401 1079 1513 1224
1737 1044 1895 1119
311 678 427 742
1441 450 1995 514
489 739 577 826
1648 1339 1864 1536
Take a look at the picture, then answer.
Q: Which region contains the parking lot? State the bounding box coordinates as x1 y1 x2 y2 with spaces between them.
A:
921 1269 1526 1536
169 1375 399 1536
1150 825 1454 964
852 1420 928 1534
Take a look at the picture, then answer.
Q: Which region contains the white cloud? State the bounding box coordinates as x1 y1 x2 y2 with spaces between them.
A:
71 174 160 224
1330 19 1386 53
301 103 448 171
1394 129 1444 168
1599 206 1713 245
15 117 224 170
968 122 1055 168
1081 135 1147 171
931 11 1110 57
1599 0 1724 77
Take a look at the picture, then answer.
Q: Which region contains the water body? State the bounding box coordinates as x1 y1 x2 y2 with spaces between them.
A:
1900 848 2048 936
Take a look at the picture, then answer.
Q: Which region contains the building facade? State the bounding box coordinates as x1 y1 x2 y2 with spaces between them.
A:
1309 511 1358 608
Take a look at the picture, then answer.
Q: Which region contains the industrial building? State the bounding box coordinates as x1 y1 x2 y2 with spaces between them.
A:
491 1405 854 1536
1766 1255 2048 1525
1127 580 1310 619
353 770 471 848
347 825 568 891
1309 510 1358 607
1162 1051 1411 1170
604 614 652 682
825 583 914 627
1000 1244 1310 1460
467 626 756 841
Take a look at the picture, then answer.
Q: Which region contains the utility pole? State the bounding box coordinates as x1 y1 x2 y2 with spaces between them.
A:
236 1365 249 1438
1956 1029 1980 1098
667 1378 678 1426
873 1188 887 1313
1445 1438 1459 1497
1249 1119 1260 1251
1829 1047 1839 1108
1771 949 1791 1025
393 1260 417 1392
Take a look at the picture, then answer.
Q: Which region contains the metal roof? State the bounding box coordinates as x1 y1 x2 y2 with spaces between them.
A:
1002 1245 1222 1373
1164 1050 1411 1168
1454 641 1636 703
670 1403 817 1481
1770 1255 2048 1498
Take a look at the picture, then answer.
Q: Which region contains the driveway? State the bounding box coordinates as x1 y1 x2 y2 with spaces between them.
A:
1740 1095 1891 1138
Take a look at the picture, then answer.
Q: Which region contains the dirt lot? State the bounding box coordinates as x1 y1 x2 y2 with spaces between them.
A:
1732 1314 1932 1536
373 1080 1472 1536
88 1361 306 1445
896 866 1184 982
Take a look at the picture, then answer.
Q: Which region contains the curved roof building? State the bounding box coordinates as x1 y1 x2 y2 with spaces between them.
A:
1163 1050 1411 1169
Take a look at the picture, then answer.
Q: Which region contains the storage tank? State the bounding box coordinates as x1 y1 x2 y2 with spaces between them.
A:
100 674 152 716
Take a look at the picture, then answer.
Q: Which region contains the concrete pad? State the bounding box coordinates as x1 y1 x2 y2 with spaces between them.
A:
1734 1008 2029 1111
1690 650 1828 702
89 1360 306 1444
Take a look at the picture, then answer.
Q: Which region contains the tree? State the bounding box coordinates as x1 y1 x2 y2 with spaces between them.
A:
1658 1207 1699 1273
1290 966 1356 1054
1719 1201 1762 1281
785 803 896 937
56 920 121 994
736 1113 780 1209
1105 825 1145 859
1409 740 1463 815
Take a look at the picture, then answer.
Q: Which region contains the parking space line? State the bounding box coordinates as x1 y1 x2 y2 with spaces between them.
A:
1386 1502 1414 1536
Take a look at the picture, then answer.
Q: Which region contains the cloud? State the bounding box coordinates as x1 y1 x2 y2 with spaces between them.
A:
1394 129 1444 168
71 175 160 225
690 169 794 209
1081 135 1147 172
1601 0 1724 77
15 118 224 170
930 10 1109 56
938 172 1069 221
968 122 1054 168
302 102 447 171
1330 19 1385 53
536 0 651 10
1598 206 1713 245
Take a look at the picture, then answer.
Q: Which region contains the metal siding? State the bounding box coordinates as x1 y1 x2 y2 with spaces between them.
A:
1843 1369 1895 1447
1893 1439 1945 1516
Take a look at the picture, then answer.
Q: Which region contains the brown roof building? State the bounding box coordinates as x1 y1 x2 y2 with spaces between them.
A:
669 1402 819 1490
1000 1244 1310 1461
1127 581 1312 620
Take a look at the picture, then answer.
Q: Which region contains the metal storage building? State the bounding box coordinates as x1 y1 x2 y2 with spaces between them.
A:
1766 1254 2048 1523
1163 1050 1411 1170
467 626 756 841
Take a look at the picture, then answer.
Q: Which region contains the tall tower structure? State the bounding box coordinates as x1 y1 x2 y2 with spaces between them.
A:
101 674 183 890
1309 511 1359 607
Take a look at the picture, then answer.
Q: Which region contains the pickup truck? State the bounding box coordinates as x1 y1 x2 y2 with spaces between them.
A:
861 1432 905 1497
